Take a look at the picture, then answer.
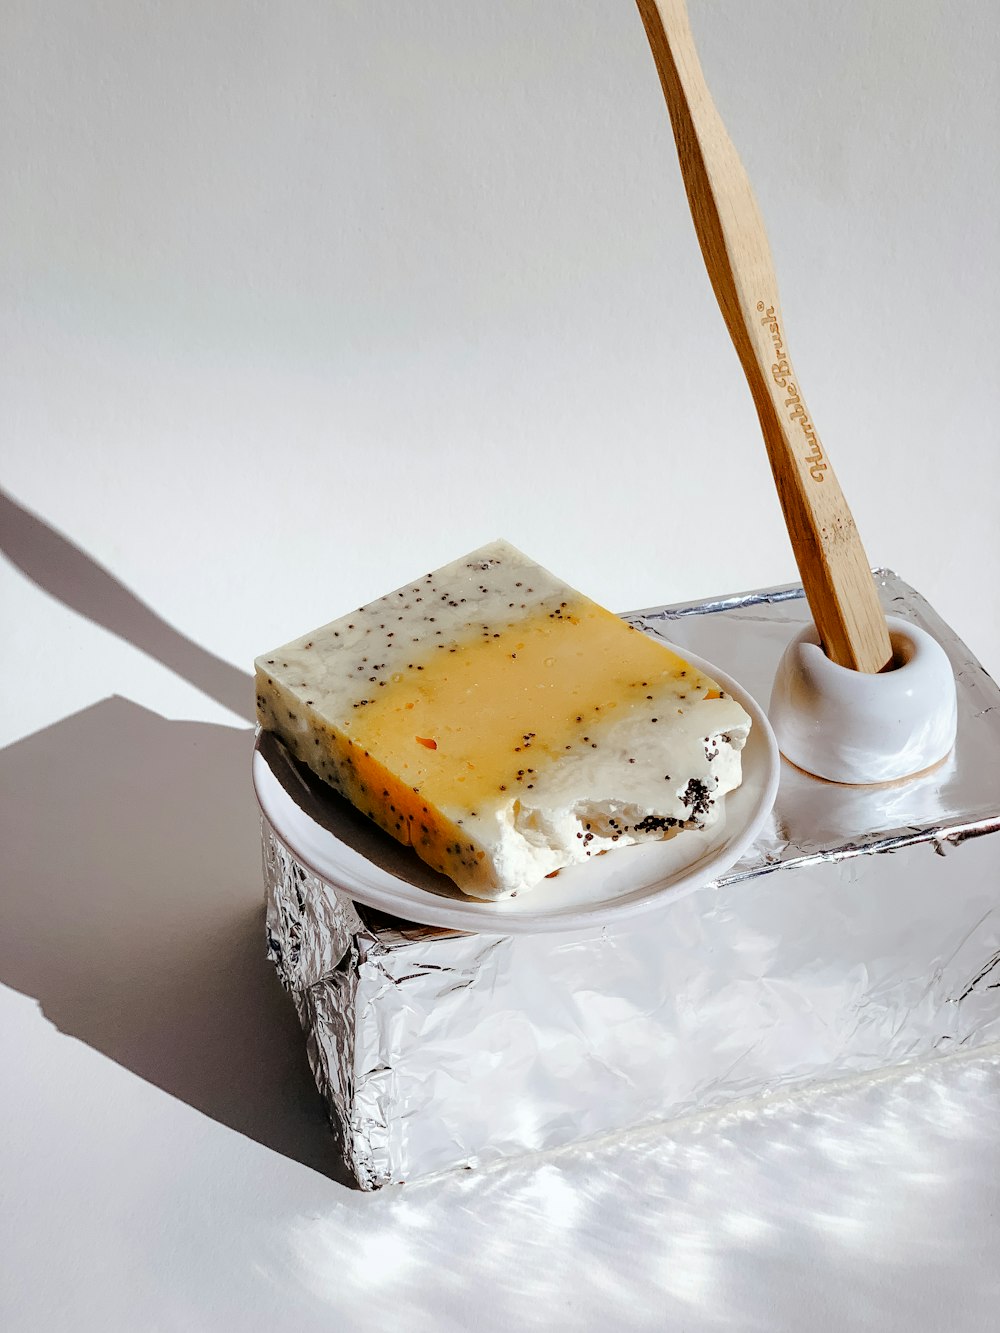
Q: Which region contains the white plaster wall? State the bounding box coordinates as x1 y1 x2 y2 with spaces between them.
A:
3 0 997 745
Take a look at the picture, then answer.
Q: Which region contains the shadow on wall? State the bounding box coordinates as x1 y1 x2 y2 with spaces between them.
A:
0 488 252 722
0 488 350 1184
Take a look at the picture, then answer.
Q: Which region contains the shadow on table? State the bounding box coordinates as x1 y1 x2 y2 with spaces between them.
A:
0 488 351 1185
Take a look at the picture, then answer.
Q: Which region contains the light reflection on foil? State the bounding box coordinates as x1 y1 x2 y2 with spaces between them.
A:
264 572 1000 1190
281 1051 1000 1331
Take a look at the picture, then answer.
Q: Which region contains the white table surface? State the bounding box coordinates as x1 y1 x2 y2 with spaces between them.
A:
3 956 999 1330
2 529 998 1332
2 2 998 1328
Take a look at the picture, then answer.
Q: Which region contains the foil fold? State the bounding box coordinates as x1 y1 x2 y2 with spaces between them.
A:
262 571 1000 1189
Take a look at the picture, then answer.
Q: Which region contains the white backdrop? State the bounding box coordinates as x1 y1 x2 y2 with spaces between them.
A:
2 3 998 1329
3 0 998 748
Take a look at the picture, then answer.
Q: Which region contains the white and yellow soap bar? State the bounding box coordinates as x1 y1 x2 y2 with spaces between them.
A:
255 541 750 899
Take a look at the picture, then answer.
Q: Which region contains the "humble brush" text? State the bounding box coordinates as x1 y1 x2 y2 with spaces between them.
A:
757 301 827 482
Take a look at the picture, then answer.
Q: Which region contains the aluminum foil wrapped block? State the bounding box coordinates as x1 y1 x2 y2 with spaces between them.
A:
262 572 1000 1190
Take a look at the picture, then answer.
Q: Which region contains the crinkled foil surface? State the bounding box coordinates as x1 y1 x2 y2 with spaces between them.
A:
264 572 1000 1189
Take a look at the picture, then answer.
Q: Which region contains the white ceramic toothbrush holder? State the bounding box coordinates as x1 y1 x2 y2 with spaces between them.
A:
769 615 958 785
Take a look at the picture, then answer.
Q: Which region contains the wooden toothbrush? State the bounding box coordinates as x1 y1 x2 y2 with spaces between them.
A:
636 0 893 673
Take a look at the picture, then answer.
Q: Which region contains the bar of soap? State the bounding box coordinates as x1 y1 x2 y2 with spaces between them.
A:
255 541 751 900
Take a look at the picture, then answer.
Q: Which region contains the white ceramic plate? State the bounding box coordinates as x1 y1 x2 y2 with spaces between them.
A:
252 648 779 935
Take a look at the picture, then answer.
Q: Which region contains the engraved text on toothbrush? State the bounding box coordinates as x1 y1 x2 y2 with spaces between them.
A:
757 302 827 482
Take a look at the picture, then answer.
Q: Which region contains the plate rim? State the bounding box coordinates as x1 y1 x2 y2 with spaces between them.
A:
251 644 779 936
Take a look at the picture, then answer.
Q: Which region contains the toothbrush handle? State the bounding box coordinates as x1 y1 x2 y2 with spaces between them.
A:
637 0 892 673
